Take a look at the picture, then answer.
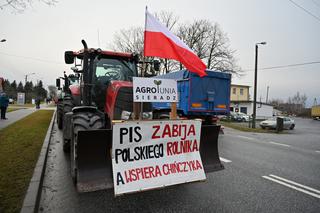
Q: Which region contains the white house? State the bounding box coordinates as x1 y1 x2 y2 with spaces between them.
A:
230 101 274 119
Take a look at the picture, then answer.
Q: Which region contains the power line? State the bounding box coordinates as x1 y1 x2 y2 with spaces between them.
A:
0 51 64 65
260 61 320 70
288 0 320 23
243 60 320 71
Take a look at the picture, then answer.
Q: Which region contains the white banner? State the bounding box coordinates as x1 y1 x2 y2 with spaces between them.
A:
112 120 206 195
133 77 178 102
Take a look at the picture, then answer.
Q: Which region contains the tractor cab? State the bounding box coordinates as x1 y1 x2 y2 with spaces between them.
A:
92 54 138 111
65 46 139 112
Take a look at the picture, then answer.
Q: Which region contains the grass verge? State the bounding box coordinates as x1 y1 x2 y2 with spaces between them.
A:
7 108 24 113
0 110 53 213
220 121 270 133
9 104 35 108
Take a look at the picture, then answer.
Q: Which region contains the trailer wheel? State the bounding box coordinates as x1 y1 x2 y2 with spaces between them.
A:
70 111 104 185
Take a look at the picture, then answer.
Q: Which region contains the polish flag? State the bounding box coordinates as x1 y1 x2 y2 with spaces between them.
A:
144 10 207 77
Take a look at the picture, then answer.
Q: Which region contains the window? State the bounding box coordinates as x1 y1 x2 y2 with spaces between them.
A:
232 88 236 94
240 88 244 95
230 107 234 112
240 107 247 114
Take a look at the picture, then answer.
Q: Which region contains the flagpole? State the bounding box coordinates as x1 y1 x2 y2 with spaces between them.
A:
139 6 149 120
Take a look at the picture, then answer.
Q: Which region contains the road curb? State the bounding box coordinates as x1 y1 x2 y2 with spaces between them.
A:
20 110 56 213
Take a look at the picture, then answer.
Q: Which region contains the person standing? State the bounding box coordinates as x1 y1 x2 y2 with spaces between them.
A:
0 92 9 120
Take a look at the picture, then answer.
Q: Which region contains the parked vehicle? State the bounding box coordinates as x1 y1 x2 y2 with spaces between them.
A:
260 116 295 130
311 105 320 120
229 111 241 122
237 112 251 122
9 98 14 104
228 112 250 122
152 69 231 124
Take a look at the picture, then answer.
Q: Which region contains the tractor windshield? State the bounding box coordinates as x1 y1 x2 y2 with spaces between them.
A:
69 76 79 85
94 58 137 84
92 57 137 111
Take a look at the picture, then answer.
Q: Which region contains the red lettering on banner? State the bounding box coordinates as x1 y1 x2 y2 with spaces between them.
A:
187 124 196 137
161 160 203 176
196 160 203 170
166 139 199 156
172 124 179 137
151 124 197 140
124 165 162 183
162 124 171 138
152 125 161 139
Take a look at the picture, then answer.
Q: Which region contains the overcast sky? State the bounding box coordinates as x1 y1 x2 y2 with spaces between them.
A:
0 0 319 106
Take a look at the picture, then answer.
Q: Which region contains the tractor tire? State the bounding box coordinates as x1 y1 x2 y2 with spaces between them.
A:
63 96 74 115
62 97 74 153
70 111 104 184
290 124 295 130
57 102 63 129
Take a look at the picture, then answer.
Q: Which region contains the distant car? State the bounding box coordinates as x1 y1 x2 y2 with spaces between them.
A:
9 98 14 104
229 112 241 122
229 112 250 122
259 117 295 130
237 112 251 122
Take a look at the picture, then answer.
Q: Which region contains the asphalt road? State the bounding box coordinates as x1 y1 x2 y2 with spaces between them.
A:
39 117 320 213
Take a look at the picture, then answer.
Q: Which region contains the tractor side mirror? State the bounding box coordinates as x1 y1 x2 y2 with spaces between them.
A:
56 78 61 90
65 51 75 64
153 60 160 71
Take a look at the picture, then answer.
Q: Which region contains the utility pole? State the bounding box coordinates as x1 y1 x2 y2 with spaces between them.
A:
252 42 266 128
25 73 35 85
266 86 269 103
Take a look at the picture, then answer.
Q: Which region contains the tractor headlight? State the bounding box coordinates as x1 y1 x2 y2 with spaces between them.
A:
143 112 153 119
121 111 132 120
121 111 153 120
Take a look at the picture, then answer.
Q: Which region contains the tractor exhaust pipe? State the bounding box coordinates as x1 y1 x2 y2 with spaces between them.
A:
81 40 92 106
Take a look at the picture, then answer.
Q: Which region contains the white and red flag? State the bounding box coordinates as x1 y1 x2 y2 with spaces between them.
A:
144 9 207 77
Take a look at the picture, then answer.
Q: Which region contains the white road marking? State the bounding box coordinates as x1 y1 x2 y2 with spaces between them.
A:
269 174 320 194
219 157 232 163
237 135 255 140
316 151 320 153
269 141 291 147
262 175 320 199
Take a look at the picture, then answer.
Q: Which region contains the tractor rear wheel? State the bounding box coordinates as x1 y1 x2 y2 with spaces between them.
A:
62 96 74 153
57 102 63 129
63 96 73 115
70 111 104 184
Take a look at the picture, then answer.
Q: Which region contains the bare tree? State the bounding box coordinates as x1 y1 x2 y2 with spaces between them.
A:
47 85 57 99
0 0 57 13
111 11 241 76
177 21 241 75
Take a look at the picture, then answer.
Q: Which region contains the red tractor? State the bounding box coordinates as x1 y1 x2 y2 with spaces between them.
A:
63 40 223 192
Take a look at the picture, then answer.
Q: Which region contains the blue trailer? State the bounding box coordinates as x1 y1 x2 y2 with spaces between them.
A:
152 69 231 123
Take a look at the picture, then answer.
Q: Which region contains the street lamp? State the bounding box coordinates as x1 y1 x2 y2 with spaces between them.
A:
252 41 267 128
0 39 6 42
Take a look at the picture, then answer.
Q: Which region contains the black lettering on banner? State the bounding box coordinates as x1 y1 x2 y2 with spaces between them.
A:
134 126 142 142
120 128 128 144
115 149 122 164
116 172 125 185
